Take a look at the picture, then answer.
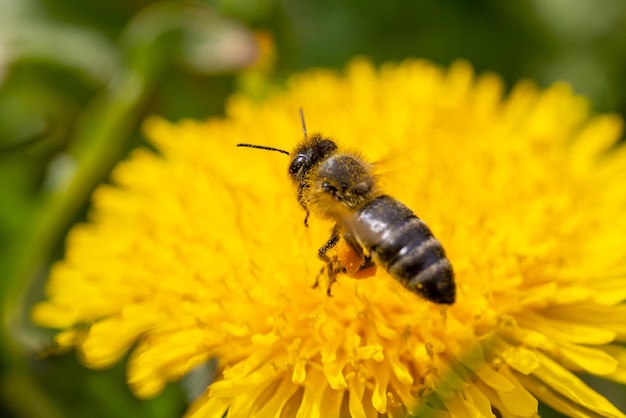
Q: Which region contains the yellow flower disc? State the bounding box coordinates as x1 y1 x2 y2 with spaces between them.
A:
34 59 626 417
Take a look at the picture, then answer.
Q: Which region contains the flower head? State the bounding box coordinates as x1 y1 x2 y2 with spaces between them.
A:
34 59 626 417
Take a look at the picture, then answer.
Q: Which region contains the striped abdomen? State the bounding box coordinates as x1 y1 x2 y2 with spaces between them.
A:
347 195 455 304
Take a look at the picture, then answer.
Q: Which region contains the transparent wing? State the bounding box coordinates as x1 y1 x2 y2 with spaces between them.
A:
371 144 428 199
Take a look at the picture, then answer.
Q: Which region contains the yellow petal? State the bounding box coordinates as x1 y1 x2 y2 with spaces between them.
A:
518 373 625 418
370 360 390 413
476 364 514 392
542 304 626 339
295 369 327 418
516 311 616 345
556 341 618 375
465 384 496 418
529 352 626 418
347 377 367 418
496 368 538 417
252 377 300 418
318 383 344 418
79 316 150 368
185 393 229 418
31 302 80 329
570 115 623 175
446 390 487 418
596 345 626 385
494 339 539 375
228 377 278 418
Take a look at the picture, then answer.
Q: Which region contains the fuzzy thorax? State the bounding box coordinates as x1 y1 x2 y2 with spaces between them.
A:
303 152 381 221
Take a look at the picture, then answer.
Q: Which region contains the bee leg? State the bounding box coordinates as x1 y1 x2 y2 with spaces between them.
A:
358 255 375 271
313 263 346 290
343 232 373 271
312 266 324 289
316 228 341 296
297 182 310 227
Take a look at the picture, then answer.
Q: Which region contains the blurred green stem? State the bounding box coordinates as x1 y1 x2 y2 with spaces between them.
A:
0 3 197 416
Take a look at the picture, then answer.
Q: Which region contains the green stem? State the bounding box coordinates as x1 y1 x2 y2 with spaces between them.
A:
0 3 195 416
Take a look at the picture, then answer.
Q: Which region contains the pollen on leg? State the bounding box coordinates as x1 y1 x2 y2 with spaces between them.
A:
336 239 376 279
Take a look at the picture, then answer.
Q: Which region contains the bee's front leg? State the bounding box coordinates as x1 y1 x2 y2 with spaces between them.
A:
314 226 344 296
297 182 311 227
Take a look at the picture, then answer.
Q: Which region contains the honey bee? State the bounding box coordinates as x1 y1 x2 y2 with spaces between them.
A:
237 111 455 304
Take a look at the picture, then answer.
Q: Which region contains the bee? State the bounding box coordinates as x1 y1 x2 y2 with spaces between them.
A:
237 111 455 304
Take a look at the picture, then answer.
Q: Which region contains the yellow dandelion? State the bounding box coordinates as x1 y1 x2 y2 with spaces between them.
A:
33 59 626 417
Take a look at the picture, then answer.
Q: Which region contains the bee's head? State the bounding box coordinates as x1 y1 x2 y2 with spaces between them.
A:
237 109 337 188
236 134 337 184
288 134 338 183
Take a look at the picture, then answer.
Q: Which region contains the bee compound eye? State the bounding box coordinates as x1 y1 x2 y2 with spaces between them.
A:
289 154 306 175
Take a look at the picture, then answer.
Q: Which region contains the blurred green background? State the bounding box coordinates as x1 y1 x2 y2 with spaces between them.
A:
1 0 625 417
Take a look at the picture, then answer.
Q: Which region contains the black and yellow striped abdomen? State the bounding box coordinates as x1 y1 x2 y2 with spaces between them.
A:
347 195 455 304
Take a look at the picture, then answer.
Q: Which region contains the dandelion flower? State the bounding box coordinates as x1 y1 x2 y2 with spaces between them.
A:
33 59 626 417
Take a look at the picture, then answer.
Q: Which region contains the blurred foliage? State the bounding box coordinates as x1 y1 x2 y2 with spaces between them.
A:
0 0 624 417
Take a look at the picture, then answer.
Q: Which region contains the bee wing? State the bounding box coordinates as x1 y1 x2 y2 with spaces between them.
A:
371 146 427 198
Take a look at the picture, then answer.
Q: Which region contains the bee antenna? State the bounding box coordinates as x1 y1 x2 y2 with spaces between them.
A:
299 108 307 139
236 143 290 155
